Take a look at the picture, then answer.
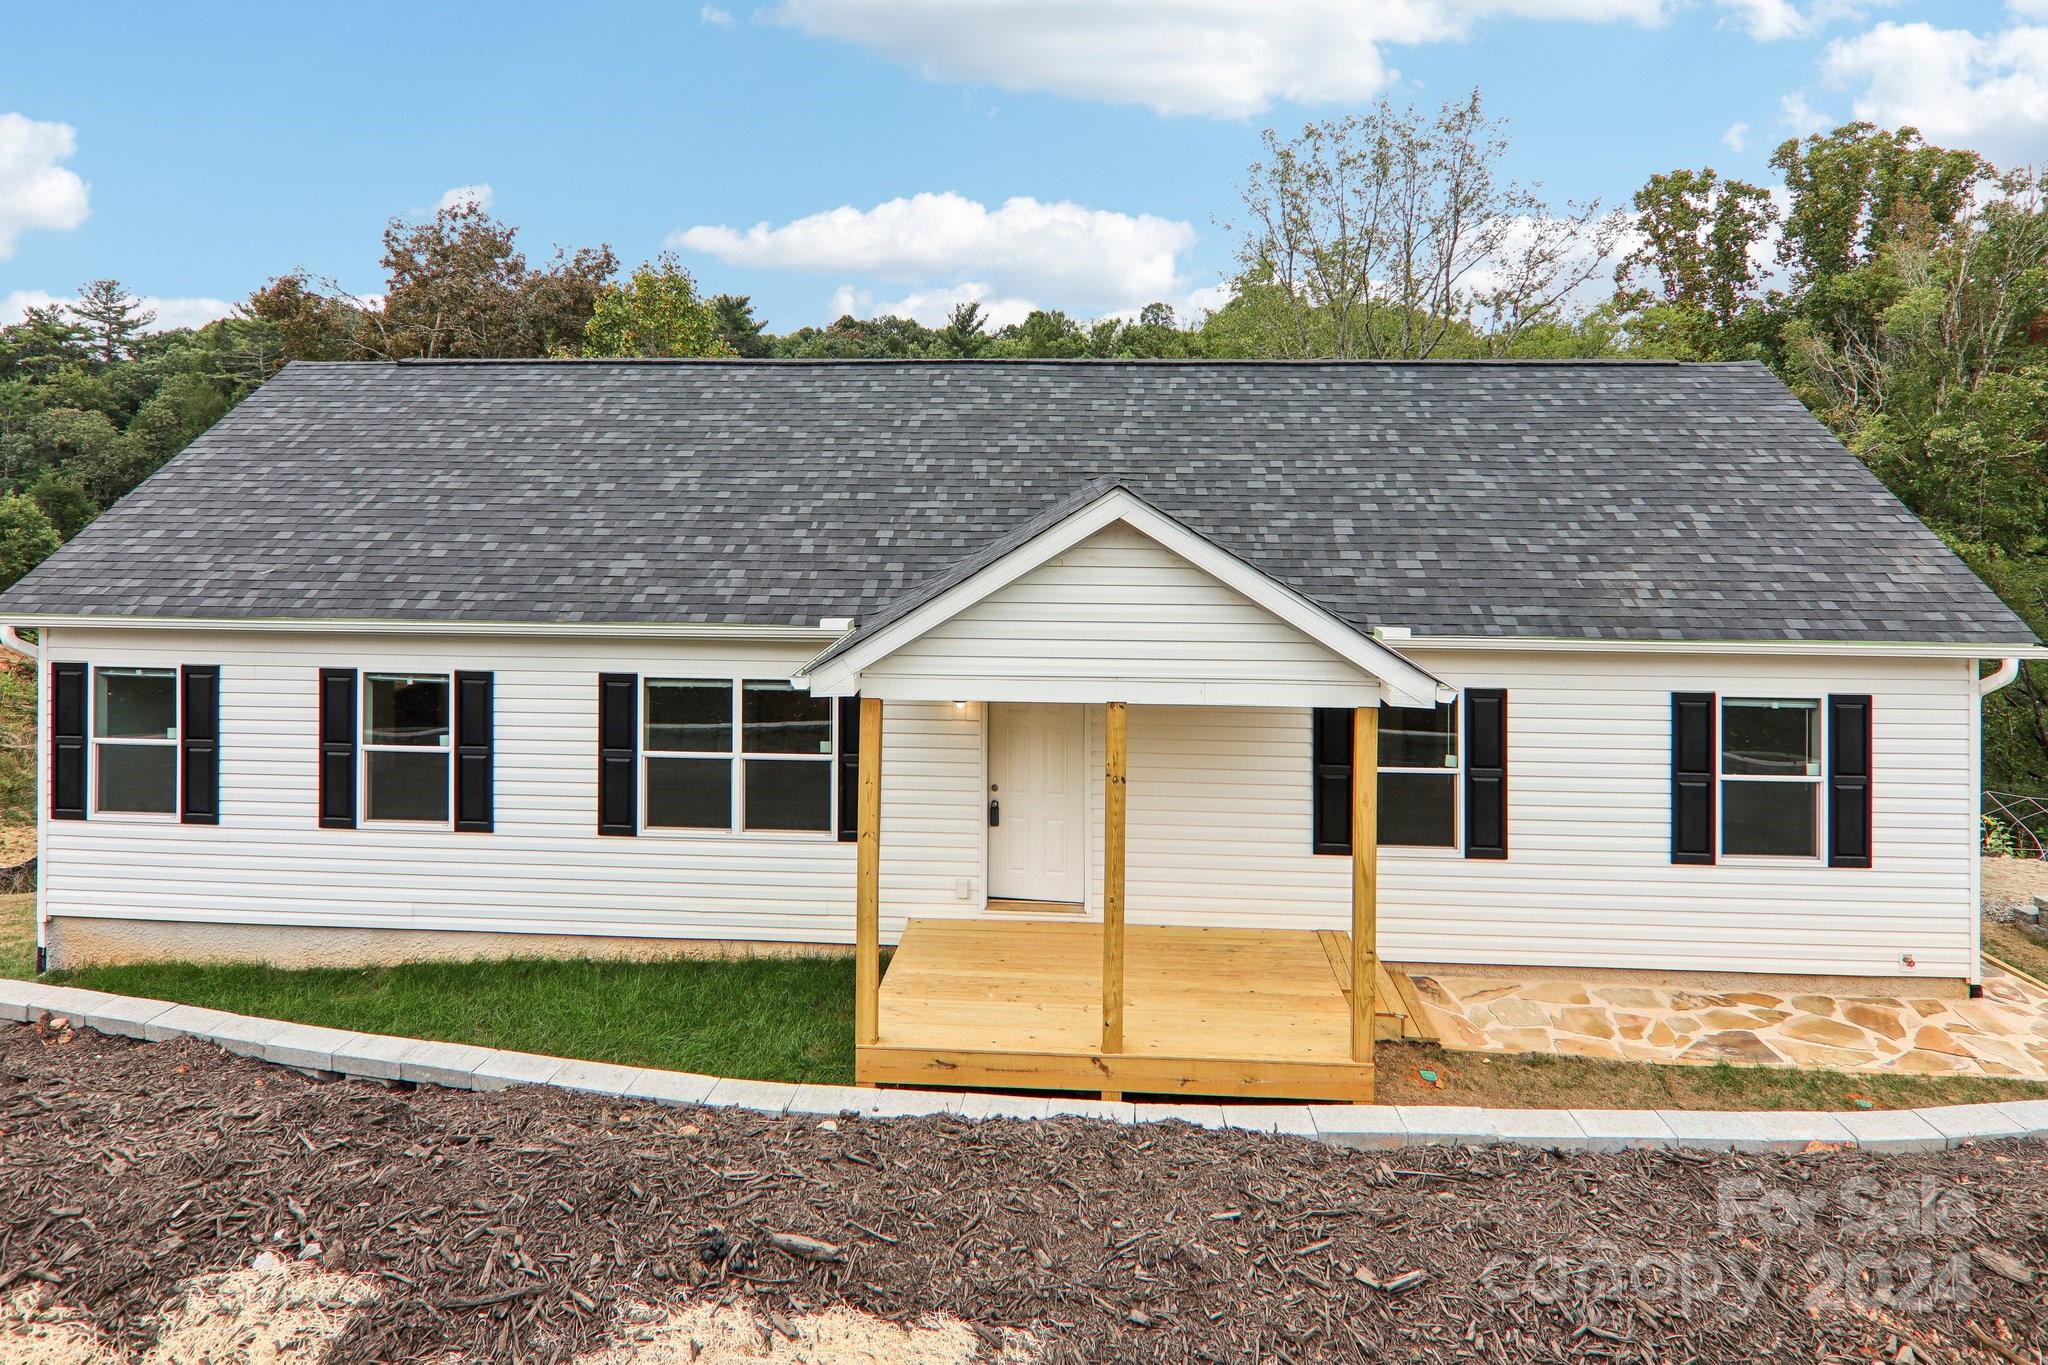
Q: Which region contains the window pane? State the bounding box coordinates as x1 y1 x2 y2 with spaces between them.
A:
366 750 450 822
744 759 831 831
1379 772 1455 847
1723 699 1819 777
365 675 450 747
96 743 175 813
646 681 732 753
1380 704 1456 770
1724 780 1818 857
743 682 832 755
95 668 176 739
648 756 731 828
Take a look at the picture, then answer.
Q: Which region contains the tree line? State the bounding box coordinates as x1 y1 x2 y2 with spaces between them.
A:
1 90 2042 796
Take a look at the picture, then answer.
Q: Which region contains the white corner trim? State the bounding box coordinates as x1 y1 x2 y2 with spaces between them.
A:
3 615 844 643
797 488 1443 708
1398 635 2048 662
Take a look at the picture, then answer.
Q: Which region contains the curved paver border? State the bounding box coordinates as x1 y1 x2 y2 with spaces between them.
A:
7 978 2046 1155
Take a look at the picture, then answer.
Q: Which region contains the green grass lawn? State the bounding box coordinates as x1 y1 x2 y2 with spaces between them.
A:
1986 919 2048 987
0 893 33 980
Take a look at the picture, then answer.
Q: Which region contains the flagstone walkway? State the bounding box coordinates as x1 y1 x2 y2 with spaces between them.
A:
1407 960 2048 1081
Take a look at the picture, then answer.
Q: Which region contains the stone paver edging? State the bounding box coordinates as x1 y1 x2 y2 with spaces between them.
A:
6 978 2047 1155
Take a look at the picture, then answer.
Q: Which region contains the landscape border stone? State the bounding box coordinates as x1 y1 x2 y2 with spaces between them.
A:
5 977 2045 1155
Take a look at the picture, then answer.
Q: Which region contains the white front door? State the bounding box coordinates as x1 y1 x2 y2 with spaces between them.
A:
987 702 1086 904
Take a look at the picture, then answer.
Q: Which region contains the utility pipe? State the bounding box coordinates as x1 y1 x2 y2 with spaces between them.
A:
1979 657 2021 696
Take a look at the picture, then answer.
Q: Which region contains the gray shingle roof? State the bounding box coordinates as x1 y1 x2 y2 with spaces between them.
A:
0 358 2032 645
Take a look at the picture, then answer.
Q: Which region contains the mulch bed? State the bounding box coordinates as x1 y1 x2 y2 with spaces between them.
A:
1 1022 2044 1364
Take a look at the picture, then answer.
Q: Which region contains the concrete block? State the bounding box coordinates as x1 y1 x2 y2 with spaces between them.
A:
1310 1106 1408 1150
1832 1108 1948 1154
547 1059 650 1099
261 1022 362 1073
75 995 179 1041
957 1092 1055 1121
395 1040 495 1090
1656 1110 1777 1153
0 977 61 1022
1917 1103 2030 1147
199 1013 291 1060
1039 1095 1137 1123
1744 1111 1857 1149
1134 1103 1228 1129
1485 1108 1590 1150
330 1032 424 1081
1220 1105 1319 1137
1571 1110 1679 1151
140 1003 240 1043
787 1085 961 1117
470 1050 570 1089
1394 1106 1497 1146
699 1077 798 1114
1991 1099 2048 1138
15 984 119 1025
616 1068 720 1107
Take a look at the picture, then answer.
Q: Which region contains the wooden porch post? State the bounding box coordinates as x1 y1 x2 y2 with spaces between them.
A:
1350 705 1379 1070
855 696 883 1050
1102 701 1128 1085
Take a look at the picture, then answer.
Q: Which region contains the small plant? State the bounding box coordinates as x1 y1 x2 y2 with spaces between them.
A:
1983 813 2019 858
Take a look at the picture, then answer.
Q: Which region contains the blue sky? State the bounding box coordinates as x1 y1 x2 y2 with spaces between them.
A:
2 1 2041 333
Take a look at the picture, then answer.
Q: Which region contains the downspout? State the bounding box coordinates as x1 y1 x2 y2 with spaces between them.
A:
1970 658 2023 998
0 627 39 970
0 625 37 660
1978 657 2020 696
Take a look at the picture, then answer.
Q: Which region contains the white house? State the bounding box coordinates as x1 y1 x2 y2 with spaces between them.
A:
3 358 2038 1100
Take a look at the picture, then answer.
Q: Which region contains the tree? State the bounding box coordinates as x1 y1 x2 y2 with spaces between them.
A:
0 305 89 381
26 470 95 539
931 302 990 358
0 494 60 589
709 294 771 357
242 272 371 368
68 280 155 365
580 255 733 358
990 310 1087 358
1613 168 1778 357
1229 89 1625 358
1770 123 1993 285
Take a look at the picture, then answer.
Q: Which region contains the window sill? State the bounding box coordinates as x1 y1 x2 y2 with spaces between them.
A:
639 826 844 846
85 810 181 825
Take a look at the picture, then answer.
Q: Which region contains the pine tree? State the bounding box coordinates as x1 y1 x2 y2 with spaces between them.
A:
67 280 155 365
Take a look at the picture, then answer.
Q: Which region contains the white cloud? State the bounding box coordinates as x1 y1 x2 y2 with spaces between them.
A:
1718 0 1808 40
1722 120 1751 151
772 0 1668 118
2011 0 2048 17
1821 20 2048 160
826 281 1040 328
700 4 734 25
434 182 494 213
0 113 90 260
1780 89 1833 134
3 288 235 332
675 191 1197 314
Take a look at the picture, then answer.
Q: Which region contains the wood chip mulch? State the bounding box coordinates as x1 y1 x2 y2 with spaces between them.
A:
2 1022 2045 1363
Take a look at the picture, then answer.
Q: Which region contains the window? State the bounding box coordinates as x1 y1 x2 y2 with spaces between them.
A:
93 667 178 814
1721 697 1821 858
644 679 835 833
1380 703 1459 848
363 673 451 823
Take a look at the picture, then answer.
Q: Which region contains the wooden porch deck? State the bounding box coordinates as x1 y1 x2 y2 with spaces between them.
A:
857 919 1434 1102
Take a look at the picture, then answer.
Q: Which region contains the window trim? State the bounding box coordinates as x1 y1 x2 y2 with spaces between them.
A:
1378 703 1463 852
1718 695 1825 862
88 665 182 821
358 671 455 828
640 677 840 838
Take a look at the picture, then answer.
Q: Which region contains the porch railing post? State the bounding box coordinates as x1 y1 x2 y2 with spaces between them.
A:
1351 704 1379 1069
1103 700 1128 1064
855 696 883 1050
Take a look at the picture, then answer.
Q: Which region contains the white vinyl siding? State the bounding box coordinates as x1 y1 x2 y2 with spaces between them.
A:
857 523 1381 707
39 630 1981 981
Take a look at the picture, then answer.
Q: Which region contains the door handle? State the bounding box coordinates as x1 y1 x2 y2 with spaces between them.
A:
988 798 1000 827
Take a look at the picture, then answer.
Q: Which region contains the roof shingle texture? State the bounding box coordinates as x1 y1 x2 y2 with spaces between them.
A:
0 359 2031 644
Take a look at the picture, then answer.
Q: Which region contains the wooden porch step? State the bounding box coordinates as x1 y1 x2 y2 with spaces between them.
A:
1316 931 1438 1043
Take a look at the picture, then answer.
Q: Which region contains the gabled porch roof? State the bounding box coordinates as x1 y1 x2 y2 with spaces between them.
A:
797 483 1446 710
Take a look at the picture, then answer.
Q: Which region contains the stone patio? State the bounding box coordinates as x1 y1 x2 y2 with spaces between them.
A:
1407 960 2048 1080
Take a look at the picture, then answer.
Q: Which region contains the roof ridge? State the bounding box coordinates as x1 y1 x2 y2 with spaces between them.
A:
379 356 1705 368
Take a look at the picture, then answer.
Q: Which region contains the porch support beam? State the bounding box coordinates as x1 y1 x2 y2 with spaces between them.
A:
1350 705 1379 1069
855 696 883 1049
1102 701 1128 1067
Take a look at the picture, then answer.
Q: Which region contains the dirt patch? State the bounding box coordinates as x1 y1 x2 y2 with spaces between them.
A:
579 1301 1036 1363
1 1262 375 1364
3 1023 2046 1363
1984 855 2048 917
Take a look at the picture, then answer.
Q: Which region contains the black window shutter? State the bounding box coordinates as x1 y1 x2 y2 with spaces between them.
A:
179 665 220 825
50 661 87 821
454 671 494 833
836 695 860 842
1671 692 1717 865
1310 708 1353 855
598 673 638 836
318 668 357 829
1463 688 1508 859
1827 694 1872 869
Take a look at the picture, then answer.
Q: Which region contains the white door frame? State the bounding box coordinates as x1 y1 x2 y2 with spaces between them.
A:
984 701 1088 905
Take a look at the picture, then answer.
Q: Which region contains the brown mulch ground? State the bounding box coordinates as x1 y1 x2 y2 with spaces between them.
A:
2 1023 2045 1364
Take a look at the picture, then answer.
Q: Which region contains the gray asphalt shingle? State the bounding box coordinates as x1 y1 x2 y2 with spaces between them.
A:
0 358 2031 645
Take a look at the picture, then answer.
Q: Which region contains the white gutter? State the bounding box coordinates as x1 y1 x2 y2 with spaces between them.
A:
1979 657 2022 695
1394 634 2048 662
0 626 37 660
0 615 843 643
